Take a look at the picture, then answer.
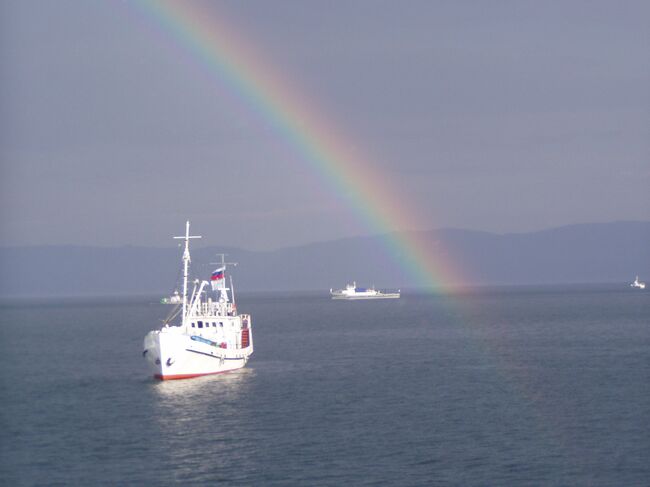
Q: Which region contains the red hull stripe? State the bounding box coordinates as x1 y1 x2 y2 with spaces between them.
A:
154 369 234 380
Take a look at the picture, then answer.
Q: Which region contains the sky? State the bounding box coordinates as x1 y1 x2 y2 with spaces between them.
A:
1 0 648 250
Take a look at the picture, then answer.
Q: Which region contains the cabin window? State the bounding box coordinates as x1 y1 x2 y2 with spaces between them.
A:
191 323 195 328
212 322 217 327
198 321 203 328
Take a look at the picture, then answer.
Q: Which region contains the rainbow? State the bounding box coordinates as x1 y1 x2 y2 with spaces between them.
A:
134 0 465 291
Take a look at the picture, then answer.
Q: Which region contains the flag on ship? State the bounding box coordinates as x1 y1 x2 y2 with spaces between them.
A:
211 267 225 290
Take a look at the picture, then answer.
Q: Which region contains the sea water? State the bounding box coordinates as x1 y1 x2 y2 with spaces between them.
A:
1 285 648 486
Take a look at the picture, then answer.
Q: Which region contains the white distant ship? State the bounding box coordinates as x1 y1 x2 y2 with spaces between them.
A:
160 291 182 304
630 276 646 290
143 222 253 380
330 282 400 300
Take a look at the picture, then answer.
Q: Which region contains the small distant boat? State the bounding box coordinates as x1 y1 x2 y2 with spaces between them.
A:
160 291 182 304
330 281 400 300
631 276 646 290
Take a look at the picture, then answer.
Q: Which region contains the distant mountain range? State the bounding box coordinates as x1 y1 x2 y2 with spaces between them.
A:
1 221 648 298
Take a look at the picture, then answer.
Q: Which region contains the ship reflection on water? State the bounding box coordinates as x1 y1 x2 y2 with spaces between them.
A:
152 367 255 404
147 368 257 482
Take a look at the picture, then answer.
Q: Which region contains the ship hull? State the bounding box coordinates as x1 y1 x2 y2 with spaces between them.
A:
143 328 252 380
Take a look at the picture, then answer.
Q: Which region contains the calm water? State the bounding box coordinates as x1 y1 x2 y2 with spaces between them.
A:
1 286 648 486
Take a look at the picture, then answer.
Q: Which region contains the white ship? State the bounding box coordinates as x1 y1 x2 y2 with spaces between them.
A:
143 222 253 380
330 282 400 300
631 276 646 290
160 290 181 304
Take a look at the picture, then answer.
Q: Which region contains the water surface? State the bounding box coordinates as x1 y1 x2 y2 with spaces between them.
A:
1 285 648 485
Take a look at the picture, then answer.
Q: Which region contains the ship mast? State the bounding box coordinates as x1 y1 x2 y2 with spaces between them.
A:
174 221 201 327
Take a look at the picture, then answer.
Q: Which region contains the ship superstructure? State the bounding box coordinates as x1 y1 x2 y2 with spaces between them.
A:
631 276 646 290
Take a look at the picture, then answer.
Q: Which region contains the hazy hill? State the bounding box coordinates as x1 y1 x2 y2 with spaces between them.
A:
0 221 648 297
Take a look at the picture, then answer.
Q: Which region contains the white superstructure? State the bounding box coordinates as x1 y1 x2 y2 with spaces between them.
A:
631 276 646 290
143 222 253 380
330 281 400 300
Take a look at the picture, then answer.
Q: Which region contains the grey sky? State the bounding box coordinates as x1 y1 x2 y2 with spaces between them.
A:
1 0 648 249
